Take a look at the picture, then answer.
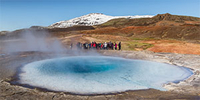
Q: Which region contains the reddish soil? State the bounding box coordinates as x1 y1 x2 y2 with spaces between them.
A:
143 40 200 55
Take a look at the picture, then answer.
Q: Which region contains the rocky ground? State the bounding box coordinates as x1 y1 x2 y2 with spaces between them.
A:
0 50 200 100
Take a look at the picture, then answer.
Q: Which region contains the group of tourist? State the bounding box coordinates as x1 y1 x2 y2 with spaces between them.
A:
71 41 121 50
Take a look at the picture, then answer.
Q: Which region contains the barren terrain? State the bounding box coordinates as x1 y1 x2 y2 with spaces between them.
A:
0 13 200 99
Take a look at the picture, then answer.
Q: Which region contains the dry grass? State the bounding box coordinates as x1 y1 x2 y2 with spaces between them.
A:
144 40 200 55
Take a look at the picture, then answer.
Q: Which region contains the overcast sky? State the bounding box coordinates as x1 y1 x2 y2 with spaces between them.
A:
0 0 200 31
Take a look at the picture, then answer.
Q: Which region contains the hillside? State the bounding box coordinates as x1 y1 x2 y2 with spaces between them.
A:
99 13 200 27
83 13 200 40
1 13 200 41
0 26 95 40
1 13 200 55
82 26 200 40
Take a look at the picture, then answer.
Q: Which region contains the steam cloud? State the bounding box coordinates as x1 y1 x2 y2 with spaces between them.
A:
1 29 67 54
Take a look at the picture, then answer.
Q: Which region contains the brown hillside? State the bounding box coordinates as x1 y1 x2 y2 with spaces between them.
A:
82 13 200 40
99 13 200 27
82 25 200 40
153 13 200 22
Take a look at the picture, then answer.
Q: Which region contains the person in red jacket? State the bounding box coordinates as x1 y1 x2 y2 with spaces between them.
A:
93 43 96 49
101 43 103 50
115 43 117 50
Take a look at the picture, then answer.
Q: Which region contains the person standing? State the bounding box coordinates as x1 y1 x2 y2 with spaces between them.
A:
111 42 113 50
104 42 107 50
115 43 117 50
118 42 121 50
89 43 91 49
76 42 80 49
93 42 96 49
80 43 82 49
70 43 73 49
91 42 94 49
109 41 111 49
85 43 88 49
101 43 103 50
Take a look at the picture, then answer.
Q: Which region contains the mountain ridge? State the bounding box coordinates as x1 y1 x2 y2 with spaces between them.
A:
99 13 200 27
48 13 153 28
1 13 200 41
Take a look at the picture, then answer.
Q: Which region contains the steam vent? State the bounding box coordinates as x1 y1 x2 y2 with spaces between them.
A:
17 56 192 94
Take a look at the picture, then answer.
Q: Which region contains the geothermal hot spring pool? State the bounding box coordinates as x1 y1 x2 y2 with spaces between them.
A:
17 56 193 94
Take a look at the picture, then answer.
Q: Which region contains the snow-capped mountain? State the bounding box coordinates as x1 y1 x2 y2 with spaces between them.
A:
49 13 153 28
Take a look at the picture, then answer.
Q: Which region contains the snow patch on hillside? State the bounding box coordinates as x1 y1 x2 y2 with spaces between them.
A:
49 13 153 28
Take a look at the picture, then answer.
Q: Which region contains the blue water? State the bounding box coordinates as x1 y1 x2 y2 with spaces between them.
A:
18 56 193 94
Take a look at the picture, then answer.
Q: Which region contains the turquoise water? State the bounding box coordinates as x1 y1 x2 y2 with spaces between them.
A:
18 56 193 94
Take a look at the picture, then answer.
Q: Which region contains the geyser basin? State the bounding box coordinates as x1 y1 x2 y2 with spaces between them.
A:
18 56 192 94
